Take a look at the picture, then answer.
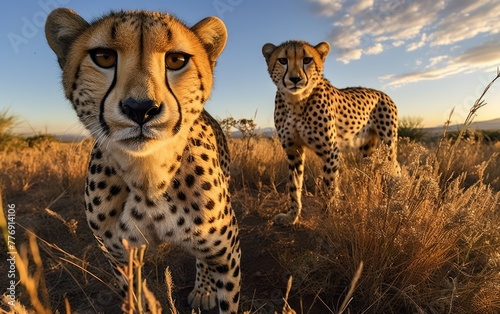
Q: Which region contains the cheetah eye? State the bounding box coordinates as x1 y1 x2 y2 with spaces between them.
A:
166 53 190 70
303 57 313 64
89 48 117 69
278 58 288 65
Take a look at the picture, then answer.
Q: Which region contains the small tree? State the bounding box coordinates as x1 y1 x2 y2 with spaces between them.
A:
218 114 258 153
219 116 236 139
219 112 258 141
399 116 424 141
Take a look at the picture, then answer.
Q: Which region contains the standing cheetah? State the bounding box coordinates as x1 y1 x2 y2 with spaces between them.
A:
262 40 400 226
46 8 240 313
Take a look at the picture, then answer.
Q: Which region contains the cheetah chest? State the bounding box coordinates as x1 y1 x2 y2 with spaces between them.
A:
84 136 230 251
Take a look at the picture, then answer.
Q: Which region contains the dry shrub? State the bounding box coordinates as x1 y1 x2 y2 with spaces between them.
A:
228 136 287 191
228 136 324 195
270 139 500 314
435 138 500 190
226 133 499 313
0 140 91 205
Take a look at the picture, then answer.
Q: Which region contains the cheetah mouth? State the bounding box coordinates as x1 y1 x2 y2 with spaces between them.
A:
119 135 155 148
115 135 162 153
109 121 174 152
112 126 163 149
287 86 305 93
122 134 153 143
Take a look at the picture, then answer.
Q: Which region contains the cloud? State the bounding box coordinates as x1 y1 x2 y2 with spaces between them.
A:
392 41 405 47
383 39 500 87
309 0 342 17
338 48 363 64
348 0 373 15
309 0 500 85
406 33 427 52
319 0 444 63
454 40 500 66
428 55 448 68
365 43 383 55
429 1 500 47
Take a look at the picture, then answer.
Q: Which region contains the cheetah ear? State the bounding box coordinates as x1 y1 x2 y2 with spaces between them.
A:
45 8 90 68
191 17 227 66
314 42 330 62
262 43 277 63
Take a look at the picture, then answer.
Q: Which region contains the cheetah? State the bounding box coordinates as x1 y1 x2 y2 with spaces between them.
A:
45 8 240 313
262 40 400 226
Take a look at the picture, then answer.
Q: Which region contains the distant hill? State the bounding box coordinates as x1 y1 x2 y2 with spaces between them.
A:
53 134 88 142
230 127 275 138
51 127 277 142
425 117 500 136
470 117 500 130
47 118 500 142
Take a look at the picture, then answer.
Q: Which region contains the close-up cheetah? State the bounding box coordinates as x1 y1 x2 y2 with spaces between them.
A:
45 8 240 313
262 40 401 226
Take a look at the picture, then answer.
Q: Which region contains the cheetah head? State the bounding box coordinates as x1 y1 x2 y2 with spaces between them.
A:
262 40 330 96
45 8 226 155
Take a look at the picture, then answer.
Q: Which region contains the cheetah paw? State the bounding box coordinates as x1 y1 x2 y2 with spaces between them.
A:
188 288 217 311
273 213 297 226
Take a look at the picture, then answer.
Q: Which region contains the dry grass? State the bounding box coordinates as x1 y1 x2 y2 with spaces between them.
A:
0 140 91 205
229 135 500 314
1 132 499 313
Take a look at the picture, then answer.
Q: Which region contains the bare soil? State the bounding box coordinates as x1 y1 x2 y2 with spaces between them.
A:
1 188 334 314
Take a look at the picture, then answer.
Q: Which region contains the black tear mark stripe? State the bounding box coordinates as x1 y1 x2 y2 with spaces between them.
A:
98 21 126 133
165 71 182 135
302 49 307 74
302 49 309 83
282 49 289 88
99 61 116 134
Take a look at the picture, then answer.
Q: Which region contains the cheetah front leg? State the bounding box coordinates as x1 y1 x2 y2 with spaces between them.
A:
188 259 218 310
308 136 341 208
320 143 341 207
188 222 241 313
274 146 305 226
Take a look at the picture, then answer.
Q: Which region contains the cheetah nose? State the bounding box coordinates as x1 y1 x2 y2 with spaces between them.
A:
120 98 161 125
289 76 302 84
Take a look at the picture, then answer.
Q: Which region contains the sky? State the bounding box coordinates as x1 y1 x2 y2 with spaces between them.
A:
1 0 500 136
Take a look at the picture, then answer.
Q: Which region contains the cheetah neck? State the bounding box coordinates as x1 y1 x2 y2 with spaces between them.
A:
105 136 187 201
281 89 311 116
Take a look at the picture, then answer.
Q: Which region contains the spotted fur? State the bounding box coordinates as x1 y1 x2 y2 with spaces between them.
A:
46 8 240 313
262 40 400 225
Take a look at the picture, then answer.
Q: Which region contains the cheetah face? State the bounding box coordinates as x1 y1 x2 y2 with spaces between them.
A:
262 41 330 95
46 9 226 155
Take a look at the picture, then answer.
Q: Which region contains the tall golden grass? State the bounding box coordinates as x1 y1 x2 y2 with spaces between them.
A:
229 134 500 314
1 133 499 313
1 69 500 314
